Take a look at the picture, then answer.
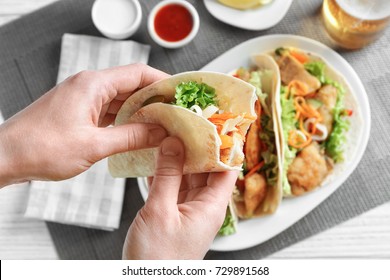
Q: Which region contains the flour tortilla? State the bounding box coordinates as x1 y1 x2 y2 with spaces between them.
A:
108 71 257 177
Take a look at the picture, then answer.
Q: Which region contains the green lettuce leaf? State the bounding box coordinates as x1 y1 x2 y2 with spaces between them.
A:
304 61 326 83
280 86 298 195
259 114 278 186
325 83 349 163
249 70 271 116
218 208 236 236
174 81 217 109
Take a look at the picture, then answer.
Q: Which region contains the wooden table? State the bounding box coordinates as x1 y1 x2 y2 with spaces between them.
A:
0 0 389 260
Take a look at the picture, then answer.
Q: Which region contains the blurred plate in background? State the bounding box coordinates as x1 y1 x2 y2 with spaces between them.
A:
203 0 293 30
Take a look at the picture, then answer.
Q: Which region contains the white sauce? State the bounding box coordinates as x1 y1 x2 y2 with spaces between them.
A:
94 0 137 32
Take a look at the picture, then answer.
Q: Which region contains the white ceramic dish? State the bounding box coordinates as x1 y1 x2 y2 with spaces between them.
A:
203 0 293 30
92 0 142 40
137 34 371 251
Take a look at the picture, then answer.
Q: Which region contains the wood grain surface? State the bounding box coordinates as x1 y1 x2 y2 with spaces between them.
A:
0 0 389 260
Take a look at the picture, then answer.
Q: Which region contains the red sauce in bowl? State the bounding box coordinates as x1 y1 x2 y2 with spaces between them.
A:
154 4 193 42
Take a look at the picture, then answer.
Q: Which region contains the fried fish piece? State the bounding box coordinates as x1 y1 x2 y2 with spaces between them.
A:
245 119 261 170
278 55 321 93
244 172 267 216
316 84 338 135
287 142 333 195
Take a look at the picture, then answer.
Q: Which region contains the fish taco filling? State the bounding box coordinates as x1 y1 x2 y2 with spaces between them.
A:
232 66 280 219
274 47 352 196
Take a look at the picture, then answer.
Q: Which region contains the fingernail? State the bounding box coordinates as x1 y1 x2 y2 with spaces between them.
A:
161 138 182 156
148 127 167 146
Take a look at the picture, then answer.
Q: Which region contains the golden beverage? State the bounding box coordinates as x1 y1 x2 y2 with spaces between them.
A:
322 0 390 49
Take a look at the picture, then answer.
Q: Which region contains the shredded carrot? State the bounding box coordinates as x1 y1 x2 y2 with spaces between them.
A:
207 111 257 151
219 134 234 149
295 110 301 120
294 97 323 120
288 115 314 149
245 161 265 179
208 112 236 121
208 119 225 126
294 97 306 118
291 51 309 64
288 129 312 149
286 80 311 99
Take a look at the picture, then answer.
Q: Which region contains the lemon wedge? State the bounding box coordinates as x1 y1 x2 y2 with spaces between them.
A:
218 0 273 10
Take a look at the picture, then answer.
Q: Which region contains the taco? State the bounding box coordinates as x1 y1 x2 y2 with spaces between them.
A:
271 47 358 196
108 71 257 177
227 54 283 219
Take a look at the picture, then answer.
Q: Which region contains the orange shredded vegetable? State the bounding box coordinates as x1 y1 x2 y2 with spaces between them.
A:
245 161 265 179
294 97 323 121
208 112 236 121
288 129 312 149
286 80 310 99
290 50 309 64
207 112 256 151
288 97 323 149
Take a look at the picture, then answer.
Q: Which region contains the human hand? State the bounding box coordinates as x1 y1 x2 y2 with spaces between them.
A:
123 137 238 259
0 63 169 187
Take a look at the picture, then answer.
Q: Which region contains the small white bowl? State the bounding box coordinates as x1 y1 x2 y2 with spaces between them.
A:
92 0 142 40
148 0 200 48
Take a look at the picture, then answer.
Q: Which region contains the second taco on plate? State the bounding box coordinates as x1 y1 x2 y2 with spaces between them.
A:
271 46 359 197
228 54 283 220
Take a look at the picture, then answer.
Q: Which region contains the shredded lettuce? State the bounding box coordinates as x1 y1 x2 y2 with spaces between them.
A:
259 114 278 186
280 86 298 195
325 84 349 162
304 61 350 163
249 70 271 116
304 61 326 84
218 208 236 236
174 81 217 109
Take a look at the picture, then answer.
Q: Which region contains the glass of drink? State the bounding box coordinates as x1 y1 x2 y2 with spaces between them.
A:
322 0 390 49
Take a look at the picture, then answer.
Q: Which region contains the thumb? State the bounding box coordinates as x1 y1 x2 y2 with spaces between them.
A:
147 137 185 208
94 123 167 159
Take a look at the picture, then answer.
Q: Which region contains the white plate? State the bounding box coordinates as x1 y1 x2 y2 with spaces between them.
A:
138 34 371 251
203 0 293 30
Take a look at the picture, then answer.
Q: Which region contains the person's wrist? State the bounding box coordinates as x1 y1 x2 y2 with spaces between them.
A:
0 136 12 187
0 123 25 188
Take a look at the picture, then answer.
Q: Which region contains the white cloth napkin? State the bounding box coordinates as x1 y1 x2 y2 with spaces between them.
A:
24 33 151 230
